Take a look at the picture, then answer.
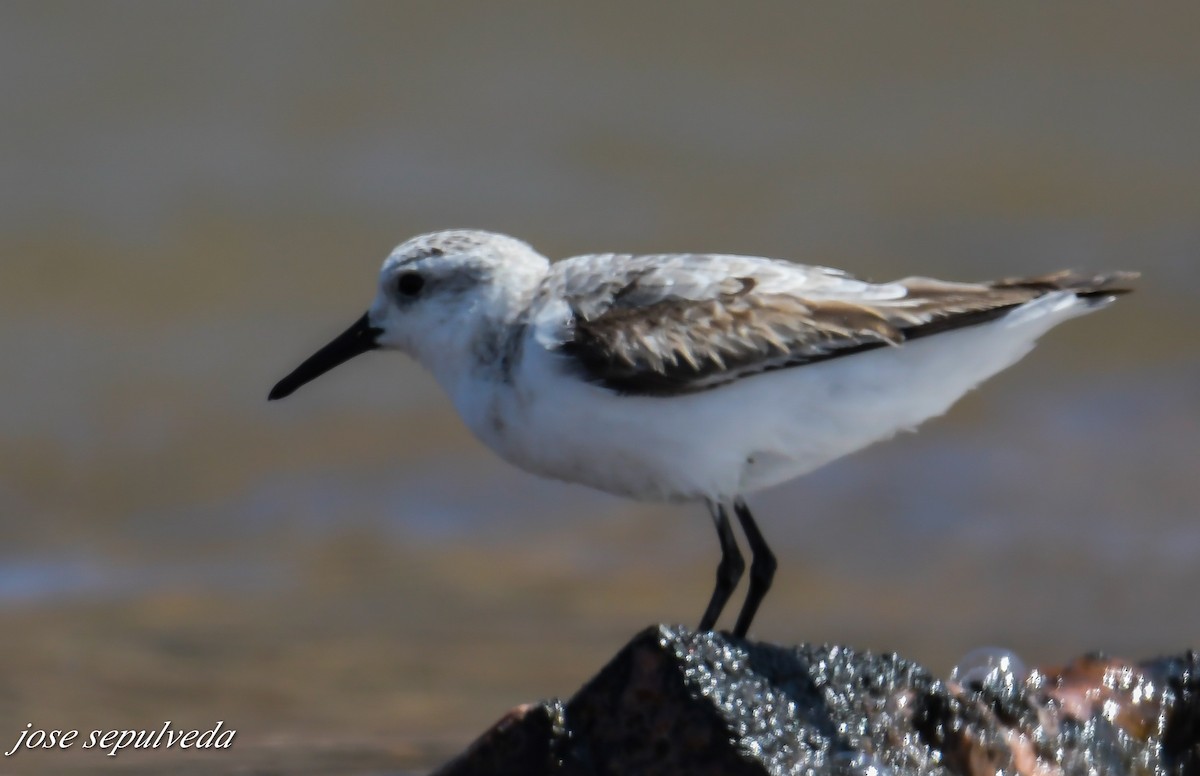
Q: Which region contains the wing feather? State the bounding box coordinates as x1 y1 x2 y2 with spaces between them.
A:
543 254 1135 396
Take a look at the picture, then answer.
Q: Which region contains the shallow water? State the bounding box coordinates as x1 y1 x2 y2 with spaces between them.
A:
2 3 1199 773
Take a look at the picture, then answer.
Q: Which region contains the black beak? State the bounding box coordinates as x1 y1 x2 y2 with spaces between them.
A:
268 312 382 401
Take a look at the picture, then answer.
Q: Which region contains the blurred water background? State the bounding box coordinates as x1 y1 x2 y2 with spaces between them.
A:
1 2 1198 773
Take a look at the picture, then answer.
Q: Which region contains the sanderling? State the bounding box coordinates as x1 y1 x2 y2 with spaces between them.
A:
269 230 1135 637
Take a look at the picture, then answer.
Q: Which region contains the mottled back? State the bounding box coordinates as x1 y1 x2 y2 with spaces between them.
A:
543 253 1135 395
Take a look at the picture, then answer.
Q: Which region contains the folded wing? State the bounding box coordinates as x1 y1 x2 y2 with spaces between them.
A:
545 253 1135 396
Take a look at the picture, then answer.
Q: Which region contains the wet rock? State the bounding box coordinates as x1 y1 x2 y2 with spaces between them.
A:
432 625 1200 776
431 700 568 776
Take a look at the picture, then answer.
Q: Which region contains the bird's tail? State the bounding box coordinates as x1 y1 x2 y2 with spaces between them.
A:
990 270 1139 302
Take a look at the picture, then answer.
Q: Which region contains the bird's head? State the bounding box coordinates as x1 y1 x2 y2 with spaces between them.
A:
269 229 549 401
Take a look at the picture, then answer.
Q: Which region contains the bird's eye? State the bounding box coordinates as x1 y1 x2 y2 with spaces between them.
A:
397 272 425 297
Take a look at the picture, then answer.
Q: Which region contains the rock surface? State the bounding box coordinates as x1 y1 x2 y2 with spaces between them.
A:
433 625 1200 776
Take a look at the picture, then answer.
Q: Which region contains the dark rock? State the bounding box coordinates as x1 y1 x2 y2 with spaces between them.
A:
432 700 567 776
432 625 1200 776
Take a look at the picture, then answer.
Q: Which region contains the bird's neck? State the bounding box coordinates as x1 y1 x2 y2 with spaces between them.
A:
415 273 544 397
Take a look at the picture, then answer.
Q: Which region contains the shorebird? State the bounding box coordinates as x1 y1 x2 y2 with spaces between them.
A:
269 230 1134 637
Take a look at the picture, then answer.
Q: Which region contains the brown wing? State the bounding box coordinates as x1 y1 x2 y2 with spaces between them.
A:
556 261 1136 396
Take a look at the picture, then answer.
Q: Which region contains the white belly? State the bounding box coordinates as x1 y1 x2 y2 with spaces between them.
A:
454 292 1097 503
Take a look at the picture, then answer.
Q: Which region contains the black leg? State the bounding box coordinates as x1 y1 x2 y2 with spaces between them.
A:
697 500 745 632
731 497 777 638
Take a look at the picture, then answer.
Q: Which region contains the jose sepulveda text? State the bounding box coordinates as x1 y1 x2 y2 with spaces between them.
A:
5 721 235 758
